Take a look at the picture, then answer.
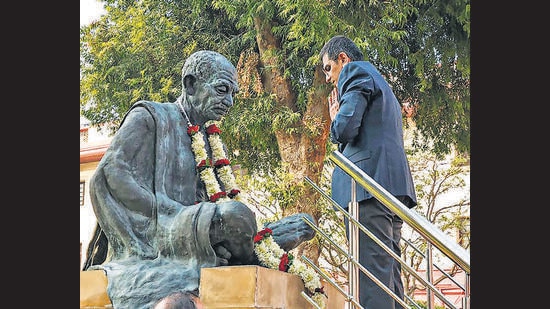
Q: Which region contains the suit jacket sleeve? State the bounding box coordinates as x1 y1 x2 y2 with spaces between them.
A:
330 64 375 145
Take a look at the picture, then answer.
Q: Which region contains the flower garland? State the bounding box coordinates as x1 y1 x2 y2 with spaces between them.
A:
254 227 327 308
177 100 325 308
187 122 241 202
177 98 239 202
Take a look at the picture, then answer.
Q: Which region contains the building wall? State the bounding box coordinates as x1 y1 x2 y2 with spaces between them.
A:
412 268 468 308
80 119 112 270
80 161 100 270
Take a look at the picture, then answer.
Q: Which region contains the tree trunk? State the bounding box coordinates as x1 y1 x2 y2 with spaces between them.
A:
253 16 332 263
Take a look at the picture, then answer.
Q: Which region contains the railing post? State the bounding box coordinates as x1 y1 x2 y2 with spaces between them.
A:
304 175 468 309
463 273 470 309
426 243 434 309
349 179 360 308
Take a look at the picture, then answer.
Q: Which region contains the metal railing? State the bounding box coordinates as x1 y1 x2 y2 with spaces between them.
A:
300 150 470 309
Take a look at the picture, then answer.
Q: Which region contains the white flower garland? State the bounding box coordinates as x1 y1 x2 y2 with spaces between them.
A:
208 129 239 194
187 121 240 202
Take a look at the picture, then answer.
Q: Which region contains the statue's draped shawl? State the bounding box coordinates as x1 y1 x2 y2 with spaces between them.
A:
99 202 218 308
90 101 218 308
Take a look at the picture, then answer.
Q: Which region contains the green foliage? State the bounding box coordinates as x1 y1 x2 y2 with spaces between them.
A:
81 0 470 156
80 0 250 132
80 1 470 292
221 94 281 173
237 165 305 221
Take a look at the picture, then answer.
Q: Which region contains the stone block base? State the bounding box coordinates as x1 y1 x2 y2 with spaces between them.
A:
199 265 345 309
80 266 345 309
80 270 112 308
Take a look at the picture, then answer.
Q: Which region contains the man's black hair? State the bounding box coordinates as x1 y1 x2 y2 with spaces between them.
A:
319 35 364 62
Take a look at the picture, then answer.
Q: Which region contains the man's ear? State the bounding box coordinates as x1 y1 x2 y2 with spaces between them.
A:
183 75 196 95
338 52 350 64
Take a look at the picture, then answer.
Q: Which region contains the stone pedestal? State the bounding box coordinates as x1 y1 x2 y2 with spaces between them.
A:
80 266 345 309
199 265 345 309
200 265 312 309
80 270 112 308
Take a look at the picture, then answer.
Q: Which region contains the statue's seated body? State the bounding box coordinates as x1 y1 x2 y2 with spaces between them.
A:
82 50 315 309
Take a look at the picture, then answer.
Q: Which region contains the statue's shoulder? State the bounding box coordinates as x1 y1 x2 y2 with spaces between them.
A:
131 100 164 111
127 101 176 118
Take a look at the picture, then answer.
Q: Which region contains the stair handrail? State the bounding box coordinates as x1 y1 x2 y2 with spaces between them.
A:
328 150 470 273
303 177 460 309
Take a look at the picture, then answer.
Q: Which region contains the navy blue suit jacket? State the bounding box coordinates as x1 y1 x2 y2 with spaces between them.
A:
330 61 417 209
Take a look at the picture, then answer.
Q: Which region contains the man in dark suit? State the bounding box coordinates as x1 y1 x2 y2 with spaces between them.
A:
319 35 417 309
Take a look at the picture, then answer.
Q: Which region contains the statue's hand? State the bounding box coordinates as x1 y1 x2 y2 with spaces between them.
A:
213 244 230 266
209 200 258 265
265 213 316 252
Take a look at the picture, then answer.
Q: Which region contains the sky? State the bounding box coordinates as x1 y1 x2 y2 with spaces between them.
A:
80 0 106 26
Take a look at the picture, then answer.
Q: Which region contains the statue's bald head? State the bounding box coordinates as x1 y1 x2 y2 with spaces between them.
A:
181 50 238 93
